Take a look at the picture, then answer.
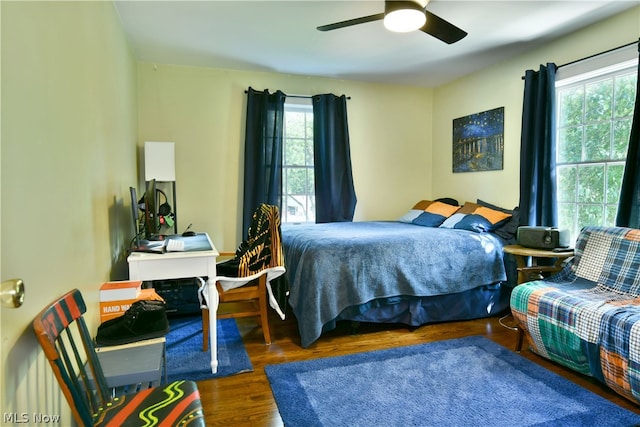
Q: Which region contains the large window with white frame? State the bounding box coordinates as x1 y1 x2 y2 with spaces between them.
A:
555 53 637 242
282 99 315 223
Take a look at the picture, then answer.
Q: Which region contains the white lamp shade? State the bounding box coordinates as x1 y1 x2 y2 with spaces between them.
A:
144 141 175 181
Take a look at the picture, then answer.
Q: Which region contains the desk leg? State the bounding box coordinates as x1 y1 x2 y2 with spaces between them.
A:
207 277 219 374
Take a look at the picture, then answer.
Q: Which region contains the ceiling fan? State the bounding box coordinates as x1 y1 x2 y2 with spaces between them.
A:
317 0 467 45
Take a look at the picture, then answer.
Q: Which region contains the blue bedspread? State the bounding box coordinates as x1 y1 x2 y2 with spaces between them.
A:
282 221 507 347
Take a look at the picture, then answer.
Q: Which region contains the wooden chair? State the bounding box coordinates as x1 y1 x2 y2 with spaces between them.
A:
32 288 205 427
202 255 271 350
201 204 286 351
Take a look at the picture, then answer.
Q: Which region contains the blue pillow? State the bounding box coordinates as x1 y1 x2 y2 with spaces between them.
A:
398 209 423 223
453 214 494 233
440 213 466 229
413 212 447 227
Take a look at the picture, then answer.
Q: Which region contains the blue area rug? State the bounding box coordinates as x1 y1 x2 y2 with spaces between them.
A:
265 336 640 427
166 316 252 382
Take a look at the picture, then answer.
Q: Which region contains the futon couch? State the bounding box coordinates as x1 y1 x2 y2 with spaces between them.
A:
511 225 640 404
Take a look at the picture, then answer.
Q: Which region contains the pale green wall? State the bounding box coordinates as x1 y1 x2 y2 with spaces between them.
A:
1 1 137 420
432 6 640 210
137 65 433 251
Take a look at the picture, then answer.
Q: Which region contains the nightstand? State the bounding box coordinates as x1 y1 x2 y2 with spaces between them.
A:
503 244 574 284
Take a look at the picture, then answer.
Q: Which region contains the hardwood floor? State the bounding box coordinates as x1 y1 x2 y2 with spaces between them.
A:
196 310 640 426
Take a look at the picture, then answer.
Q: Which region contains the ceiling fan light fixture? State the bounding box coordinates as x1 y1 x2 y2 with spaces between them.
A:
384 1 426 33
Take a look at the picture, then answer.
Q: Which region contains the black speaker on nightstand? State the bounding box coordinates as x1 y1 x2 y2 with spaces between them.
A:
517 226 571 249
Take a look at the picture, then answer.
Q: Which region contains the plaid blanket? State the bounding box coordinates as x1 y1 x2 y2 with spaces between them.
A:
511 226 640 404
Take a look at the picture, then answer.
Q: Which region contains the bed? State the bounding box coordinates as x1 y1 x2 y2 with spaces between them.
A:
281 199 519 348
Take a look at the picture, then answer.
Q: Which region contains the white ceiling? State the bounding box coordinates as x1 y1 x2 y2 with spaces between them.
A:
113 0 639 87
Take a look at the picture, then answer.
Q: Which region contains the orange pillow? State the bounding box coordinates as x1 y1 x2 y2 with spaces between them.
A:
426 201 460 217
473 206 512 225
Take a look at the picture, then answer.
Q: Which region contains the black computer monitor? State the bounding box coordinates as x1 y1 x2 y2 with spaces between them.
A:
129 186 141 247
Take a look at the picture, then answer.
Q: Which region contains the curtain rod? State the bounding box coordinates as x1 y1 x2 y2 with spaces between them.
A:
556 39 639 70
521 39 639 79
244 90 350 100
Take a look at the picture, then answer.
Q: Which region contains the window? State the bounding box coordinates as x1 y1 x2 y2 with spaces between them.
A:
282 99 315 223
555 55 637 241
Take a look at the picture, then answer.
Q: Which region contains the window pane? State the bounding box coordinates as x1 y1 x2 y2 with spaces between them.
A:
286 138 306 165
613 73 637 118
578 164 605 204
578 204 604 227
613 119 631 159
305 140 314 166
558 87 584 126
583 123 611 161
284 195 310 222
558 203 578 238
557 127 582 163
557 165 577 202
585 79 613 123
605 205 618 226
285 195 300 221
286 168 308 194
307 170 315 194
606 163 625 204
285 112 306 138
306 116 313 137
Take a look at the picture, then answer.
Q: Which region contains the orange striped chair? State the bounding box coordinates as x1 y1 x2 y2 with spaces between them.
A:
32 288 205 426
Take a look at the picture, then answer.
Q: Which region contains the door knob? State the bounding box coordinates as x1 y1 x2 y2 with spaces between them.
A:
1 278 25 308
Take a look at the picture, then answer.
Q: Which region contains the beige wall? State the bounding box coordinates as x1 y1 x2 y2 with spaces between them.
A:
432 6 640 210
137 65 433 251
1 1 137 421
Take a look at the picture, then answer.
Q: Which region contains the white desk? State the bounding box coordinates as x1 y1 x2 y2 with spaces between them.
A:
127 233 220 373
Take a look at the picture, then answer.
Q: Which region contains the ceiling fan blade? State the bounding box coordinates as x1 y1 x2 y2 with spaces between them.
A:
421 10 467 44
317 13 385 32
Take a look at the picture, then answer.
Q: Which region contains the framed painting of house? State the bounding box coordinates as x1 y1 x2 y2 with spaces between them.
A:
452 107 504 173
